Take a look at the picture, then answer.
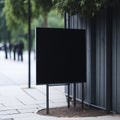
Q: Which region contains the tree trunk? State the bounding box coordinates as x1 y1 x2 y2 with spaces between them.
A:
43 15 48 27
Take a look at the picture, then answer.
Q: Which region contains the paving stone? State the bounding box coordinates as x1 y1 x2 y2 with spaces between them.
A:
0 113 57 120
1 117 14 120
16 104 41 114
0 110 19 115
0 104 5 110
0 97 23 107
17 108 38 114
16 94 37 105
50 102 67 108
22 88 46 102
1 104 40 112
38 103 46 109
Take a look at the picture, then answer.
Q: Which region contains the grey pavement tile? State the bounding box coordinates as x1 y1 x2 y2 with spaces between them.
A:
49 86 65 93
50 102 67 108
0 113 57 120
0 104 5 109
49 94 66 101
0 98 23 107
16 94 37 105
16 104 42 114
0 87 23 97
0 110 19 115
22 88 46 102
37 87 47 94
38 103 46 109
50 98 67 104
1 118 14 120
1 104 41 112
17 108 38 114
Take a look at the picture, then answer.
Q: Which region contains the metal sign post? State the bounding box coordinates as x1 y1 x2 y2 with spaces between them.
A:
46 84 49 114
28 0 31 88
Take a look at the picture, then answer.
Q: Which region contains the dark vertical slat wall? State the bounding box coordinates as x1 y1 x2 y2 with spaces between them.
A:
105 7 112 112
116 12 120 113
86 18 92 104
96 13 102 106
112 5 117 112
116 7 120 113
65 15 92 104
95 10 106 108
90 17 96 105
112 4 120 113
65 2 120 113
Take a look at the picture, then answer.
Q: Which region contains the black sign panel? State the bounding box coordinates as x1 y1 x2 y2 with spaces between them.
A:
36 28 86 84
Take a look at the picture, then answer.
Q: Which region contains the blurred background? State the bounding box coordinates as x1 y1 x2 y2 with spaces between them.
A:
0 0 64 54
0 0 64 87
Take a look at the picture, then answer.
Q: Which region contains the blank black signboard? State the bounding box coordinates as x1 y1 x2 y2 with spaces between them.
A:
36 27 86 84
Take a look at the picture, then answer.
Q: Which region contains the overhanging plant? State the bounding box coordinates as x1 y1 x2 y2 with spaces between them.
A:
55 0 110 16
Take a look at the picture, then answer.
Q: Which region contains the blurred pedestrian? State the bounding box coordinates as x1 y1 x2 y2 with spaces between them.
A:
17 41 24 61
4 43 8 59
13 40 24 61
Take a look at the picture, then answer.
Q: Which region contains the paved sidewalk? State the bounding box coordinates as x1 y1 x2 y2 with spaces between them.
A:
0 85 120 120
0 85 67 120
0 51 120 119
0 86 120 120
0 51 36 86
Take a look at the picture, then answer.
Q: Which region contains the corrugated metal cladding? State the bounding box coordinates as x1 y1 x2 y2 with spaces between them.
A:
65 2 120 113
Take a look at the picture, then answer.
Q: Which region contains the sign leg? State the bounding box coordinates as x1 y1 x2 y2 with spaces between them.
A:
68 83 70 108
74 82 76 107
46 84 49 114
82 82 84 108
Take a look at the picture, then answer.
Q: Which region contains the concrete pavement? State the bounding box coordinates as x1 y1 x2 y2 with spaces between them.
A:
0 51 120 119
0 51 36 86
0 86 120 120
0 85 67 120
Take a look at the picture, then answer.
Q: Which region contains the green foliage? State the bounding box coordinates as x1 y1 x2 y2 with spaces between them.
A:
3 0 37 31
31 9 64 28
0 1 4 42
0 0 64 49
48 10 64 28
3 0 22 31
3 0 56 30
55 0 109 16
35 0 54 17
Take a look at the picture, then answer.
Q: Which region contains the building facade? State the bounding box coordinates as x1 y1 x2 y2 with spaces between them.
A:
65 3 120 113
